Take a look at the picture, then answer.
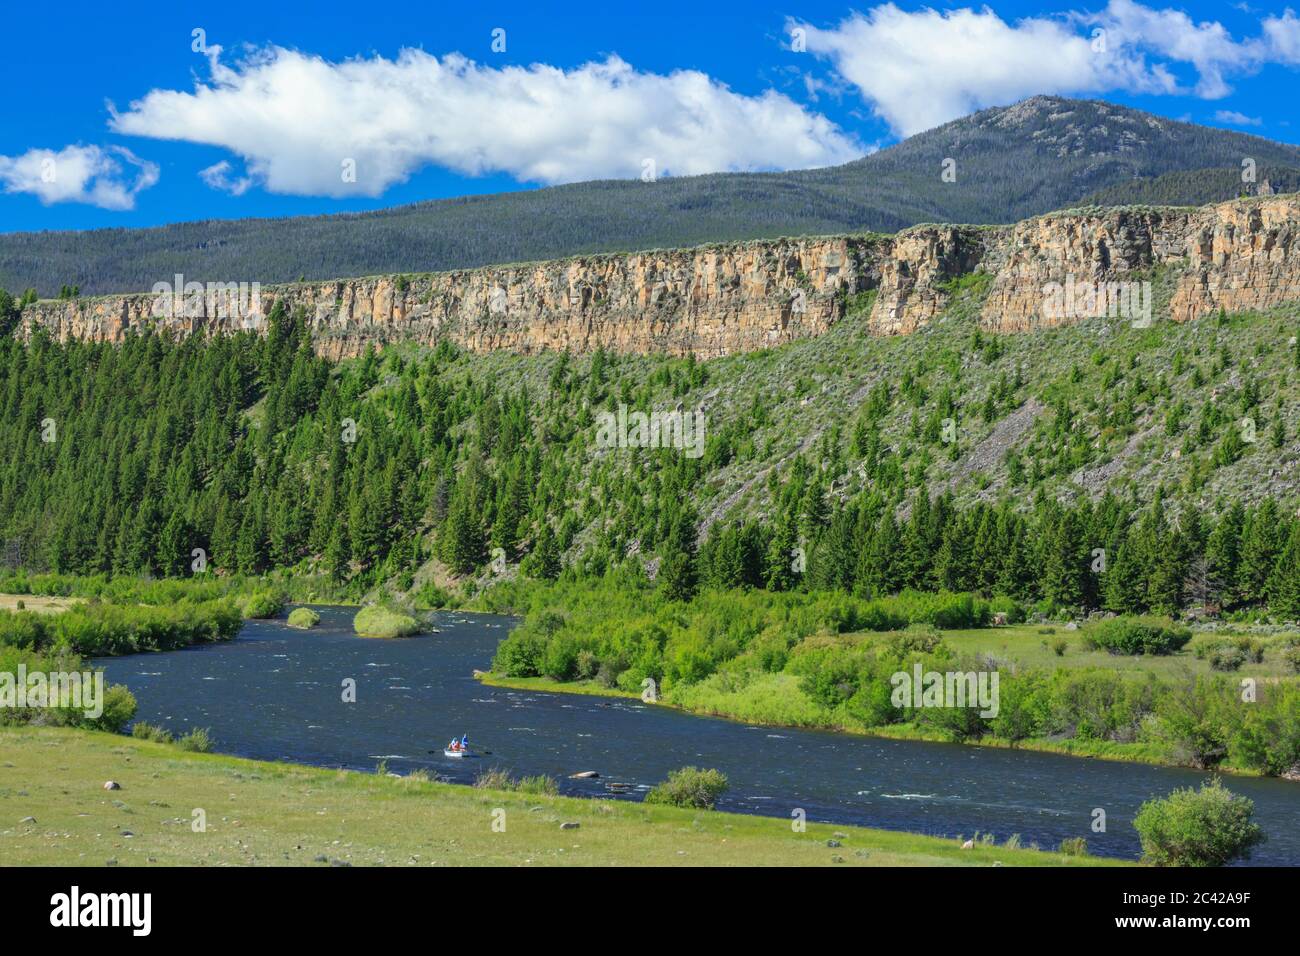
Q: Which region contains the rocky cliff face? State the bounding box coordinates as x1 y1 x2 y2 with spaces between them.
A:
18 195 1300 358
19 236 876 360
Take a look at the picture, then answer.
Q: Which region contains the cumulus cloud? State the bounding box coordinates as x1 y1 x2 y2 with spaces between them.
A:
108 47 863 197
199 160 253 196
1261 9 1300 63
790 1 1300 137
1214 109 1263 126
0 144 158 209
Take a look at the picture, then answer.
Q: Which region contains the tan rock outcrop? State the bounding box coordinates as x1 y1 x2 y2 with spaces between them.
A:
867 225 1006 335
20 236 873 360
1170 197 1300 322
17 195 1300 357
978 207 1192 332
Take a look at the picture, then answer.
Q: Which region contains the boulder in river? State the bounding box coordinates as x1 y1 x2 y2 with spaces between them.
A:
570 771 600 779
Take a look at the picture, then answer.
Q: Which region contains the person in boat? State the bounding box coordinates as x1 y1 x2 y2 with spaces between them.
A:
459 734 469 752
447 737 460 752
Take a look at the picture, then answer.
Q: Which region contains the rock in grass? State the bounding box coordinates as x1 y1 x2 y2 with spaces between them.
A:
353 605 421 639
559 822 581 830
286 607 322 630
103 781 120 791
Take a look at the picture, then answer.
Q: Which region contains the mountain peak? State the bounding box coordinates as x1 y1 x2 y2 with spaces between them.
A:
929 95 1175 159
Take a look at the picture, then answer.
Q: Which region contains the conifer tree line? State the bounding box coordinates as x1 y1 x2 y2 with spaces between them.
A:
0 302 1297 617
698 480 1300 618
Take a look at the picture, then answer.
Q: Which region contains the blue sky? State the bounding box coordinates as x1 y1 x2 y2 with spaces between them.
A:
2 0 1298 232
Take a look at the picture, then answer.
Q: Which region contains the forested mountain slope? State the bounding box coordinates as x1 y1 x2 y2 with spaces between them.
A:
3 284 1298 616
3 96 1298 296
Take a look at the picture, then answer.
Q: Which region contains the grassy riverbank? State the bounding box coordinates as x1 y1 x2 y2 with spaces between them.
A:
478 671 1182 768
484 580 1300 779
940 623 1300 679
0 727 1120 867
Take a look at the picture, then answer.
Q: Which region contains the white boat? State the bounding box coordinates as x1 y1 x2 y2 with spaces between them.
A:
443 748 471 758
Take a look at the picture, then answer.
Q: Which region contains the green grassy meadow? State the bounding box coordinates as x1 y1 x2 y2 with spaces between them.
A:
0 727 1120 867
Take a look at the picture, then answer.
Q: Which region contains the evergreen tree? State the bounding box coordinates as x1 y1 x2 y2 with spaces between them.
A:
523 521 562 581
1267 522 1300 618
1239 500 1282 606
1205 503 1243 607
658 509 698 602
1104 539 1146 613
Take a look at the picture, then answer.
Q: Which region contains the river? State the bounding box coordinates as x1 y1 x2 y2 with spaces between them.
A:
97 606 1300 864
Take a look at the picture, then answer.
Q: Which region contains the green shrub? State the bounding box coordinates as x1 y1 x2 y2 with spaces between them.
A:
1133 778 1265 866
873 590 990 629
1208 644 1246 671
1237 637 1266 664
131 722 174 744
0 646 117 729
515 774 559 796
88 684 137 733
176 727 214 753
1083 617 1192 656
886 623 943 655
466 769 557 794
1201 636 1266 670
575 650 599 680
989 595 1026 624
473 768 514 790
490 584 996 691
644 766 729 810
238 588 284 620
495 629 546 676
412 582 452 609
286 607 322 630
0 599 241 656
353 605 420 638
1226 683 1300 776
1058 837 1089 856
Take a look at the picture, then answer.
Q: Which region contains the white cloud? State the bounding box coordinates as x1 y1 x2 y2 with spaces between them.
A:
791 1 1300 137
1262 10 1300 63
0 144 158 209
199 160 253 195
1213 109 1262 126
108 47 863 197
